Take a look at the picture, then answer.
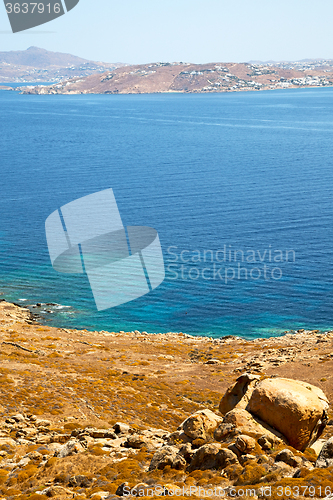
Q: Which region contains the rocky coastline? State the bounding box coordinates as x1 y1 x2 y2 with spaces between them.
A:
0 299 332 499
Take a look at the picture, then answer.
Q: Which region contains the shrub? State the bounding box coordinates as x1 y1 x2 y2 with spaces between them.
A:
45 457 58 468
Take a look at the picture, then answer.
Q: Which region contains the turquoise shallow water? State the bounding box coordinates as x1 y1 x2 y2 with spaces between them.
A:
1 87 333 339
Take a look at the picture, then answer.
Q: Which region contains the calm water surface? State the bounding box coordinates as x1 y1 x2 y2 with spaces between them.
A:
1 88 333 338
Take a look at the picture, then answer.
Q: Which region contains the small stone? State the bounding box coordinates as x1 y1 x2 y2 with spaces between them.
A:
309 439 326 456
84 427 116 439
116 482 130 496
258 435 274 450
25 451 43 460
68 475 93 487
91 492 110 499
36 419 51 427
113 422 130 434
275 449 302 468
125 434 154 449
11 414 25 423
56 440 85 458
38 485 73 497
235 435 256 454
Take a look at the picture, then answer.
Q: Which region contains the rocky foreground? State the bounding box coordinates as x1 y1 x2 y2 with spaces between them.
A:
0 300 333 499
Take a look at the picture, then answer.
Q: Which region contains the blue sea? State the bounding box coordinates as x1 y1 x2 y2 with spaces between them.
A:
1 87 333 339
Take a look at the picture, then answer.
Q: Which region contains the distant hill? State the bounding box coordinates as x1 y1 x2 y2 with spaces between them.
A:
1 48 332 93
0 46 125 83
0 46 90 68
18 59 333 95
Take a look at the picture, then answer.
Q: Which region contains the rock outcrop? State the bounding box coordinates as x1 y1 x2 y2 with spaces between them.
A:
246 378 329 451
217 375 329 451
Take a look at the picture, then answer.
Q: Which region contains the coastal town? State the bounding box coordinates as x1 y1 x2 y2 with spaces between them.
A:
16 58 333 95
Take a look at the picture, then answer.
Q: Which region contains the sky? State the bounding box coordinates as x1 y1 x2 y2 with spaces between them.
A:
1 0 333 64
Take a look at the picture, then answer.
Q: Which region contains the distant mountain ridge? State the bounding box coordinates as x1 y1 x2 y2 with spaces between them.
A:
0 46 125 83
0 46 90 68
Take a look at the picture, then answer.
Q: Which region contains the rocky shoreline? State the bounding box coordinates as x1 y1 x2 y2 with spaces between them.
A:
0 299 332 499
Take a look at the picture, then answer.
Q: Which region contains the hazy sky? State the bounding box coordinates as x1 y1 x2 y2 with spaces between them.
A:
1 0 333 64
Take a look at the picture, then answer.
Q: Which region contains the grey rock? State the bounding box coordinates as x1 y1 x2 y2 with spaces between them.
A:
258 434 274 451
55 440 85 458
178 443 193 462
316 437 333 468
125 434 154 449
275 449 302 468
189 443 238 471
235 435 256 454
68 474 93 487
269 461 294 479
149 445 187 471
116 482 130 496
167 430 192 446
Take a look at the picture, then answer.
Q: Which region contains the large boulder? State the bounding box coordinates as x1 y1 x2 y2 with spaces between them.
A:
178 409 223 441
246 378 329 451
219 373 260 415
315 437 333 468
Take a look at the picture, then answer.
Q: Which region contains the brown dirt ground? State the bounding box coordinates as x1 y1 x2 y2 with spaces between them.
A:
0 300 332 434
0 299 333 499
